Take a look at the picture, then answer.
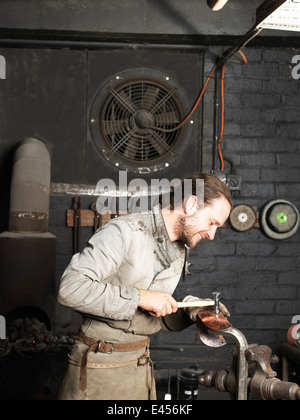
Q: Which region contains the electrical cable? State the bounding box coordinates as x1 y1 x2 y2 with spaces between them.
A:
151 49 247 171
151 63 217 133
218 50 247 171
218 63 226 171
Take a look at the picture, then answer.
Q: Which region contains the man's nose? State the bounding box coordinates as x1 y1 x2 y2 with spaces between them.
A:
208 226 217 240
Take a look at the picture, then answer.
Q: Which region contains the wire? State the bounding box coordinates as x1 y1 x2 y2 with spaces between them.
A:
233 50 247 65
218 50 247 171
152 49 247 171
151 64 217 133
218 63 226 171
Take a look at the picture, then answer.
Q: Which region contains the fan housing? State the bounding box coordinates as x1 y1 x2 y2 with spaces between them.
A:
89 69 193 174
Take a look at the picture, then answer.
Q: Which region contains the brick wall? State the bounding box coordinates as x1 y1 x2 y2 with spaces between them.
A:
49 46 300 398
150 46 300 384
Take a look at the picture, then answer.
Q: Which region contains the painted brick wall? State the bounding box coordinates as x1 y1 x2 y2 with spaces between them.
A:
149 46 300 386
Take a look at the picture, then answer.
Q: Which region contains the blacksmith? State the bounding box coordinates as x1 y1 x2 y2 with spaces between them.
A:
57 173 232 400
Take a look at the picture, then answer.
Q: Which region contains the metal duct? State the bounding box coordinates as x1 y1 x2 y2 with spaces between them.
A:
9 137 51 233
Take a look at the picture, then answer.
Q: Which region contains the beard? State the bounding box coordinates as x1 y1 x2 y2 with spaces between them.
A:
174 214 201 248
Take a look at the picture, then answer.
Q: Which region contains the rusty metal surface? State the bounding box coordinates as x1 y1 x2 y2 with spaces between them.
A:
196 310 232 348
197 310 232 330
196 318 227 348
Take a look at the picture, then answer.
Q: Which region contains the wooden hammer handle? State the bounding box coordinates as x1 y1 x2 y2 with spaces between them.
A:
177 299 214 309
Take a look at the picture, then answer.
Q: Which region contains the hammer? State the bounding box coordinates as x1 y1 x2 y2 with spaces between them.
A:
177 292 221 311
177 299 214 309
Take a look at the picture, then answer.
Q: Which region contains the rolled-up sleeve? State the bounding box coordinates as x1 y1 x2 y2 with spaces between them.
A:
57 220 140 320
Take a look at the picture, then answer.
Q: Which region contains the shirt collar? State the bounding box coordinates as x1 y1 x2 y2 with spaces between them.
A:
151 204 185 264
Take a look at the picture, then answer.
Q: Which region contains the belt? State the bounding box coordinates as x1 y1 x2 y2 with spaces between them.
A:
75 331 150 391
68 349 150 370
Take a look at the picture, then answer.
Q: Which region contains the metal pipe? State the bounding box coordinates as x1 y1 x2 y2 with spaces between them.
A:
208 327 249 400
9 137 51 233
212 66 222 171
0 37 207 52
217 26 263 68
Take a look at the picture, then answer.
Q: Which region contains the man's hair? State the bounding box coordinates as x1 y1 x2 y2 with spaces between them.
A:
161 173 233 210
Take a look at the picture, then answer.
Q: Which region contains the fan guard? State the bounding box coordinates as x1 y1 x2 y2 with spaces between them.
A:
89 70 192 173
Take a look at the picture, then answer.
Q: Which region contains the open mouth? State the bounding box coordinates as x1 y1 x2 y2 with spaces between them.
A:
197 233 206 241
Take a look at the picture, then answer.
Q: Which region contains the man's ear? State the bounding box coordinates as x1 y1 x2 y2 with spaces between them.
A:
184 195 198 215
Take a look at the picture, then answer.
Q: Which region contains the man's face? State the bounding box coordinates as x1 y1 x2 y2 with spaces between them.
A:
177 196 231 248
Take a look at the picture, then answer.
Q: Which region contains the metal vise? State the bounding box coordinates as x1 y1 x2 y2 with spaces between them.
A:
197 292 300 400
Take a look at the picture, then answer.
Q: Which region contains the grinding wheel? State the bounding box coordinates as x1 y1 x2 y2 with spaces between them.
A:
261 199 300 240
229 204 257 232
287 324 300 347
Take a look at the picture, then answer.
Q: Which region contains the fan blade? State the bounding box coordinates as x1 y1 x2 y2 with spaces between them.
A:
151 88 176 113
122 136 140 160
102 121 127 136
107 129 135 158
118 132 140 160
109 87 136 114
155 111 180 126
150 131 175 156
143 86 160 110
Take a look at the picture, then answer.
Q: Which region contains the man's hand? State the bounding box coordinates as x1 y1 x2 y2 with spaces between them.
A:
183 295 230 321
138 289 178 317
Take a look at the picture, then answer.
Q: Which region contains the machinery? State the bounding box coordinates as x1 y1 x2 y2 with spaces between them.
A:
196 292 300 400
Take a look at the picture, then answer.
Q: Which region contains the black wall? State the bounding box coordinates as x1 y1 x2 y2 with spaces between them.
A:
151 46 300 390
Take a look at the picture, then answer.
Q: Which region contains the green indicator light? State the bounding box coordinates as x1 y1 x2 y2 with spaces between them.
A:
277 212 287 224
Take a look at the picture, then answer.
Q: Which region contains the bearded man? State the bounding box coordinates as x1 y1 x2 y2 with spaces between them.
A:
57 173 232 400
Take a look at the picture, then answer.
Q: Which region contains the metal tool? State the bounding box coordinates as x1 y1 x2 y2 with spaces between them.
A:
196 291 231 345
73 197 82 254
90 201 102 232
212 291 220 313
287 323 300 348
198 344 300 400
196 292 300 400
196 292 232 348
205 325 249 400
260 199 300 240
229 204 257 232
197 314 230 349
197 310 232 331
196 291 249 400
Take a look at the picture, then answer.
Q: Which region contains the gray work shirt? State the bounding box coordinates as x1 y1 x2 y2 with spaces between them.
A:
58 204 186 337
